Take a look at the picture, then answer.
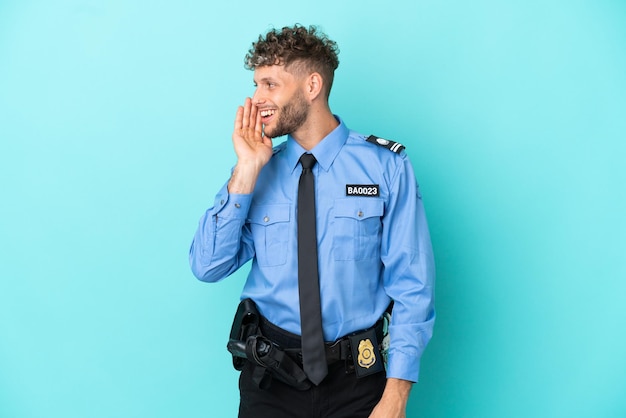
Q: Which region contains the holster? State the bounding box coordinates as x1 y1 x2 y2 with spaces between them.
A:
227 299 311 391
227 298 261 371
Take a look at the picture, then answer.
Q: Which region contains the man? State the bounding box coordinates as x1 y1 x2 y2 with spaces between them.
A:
190 24 435 418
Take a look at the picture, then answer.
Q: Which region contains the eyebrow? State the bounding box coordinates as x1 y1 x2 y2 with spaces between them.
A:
254 77 277 85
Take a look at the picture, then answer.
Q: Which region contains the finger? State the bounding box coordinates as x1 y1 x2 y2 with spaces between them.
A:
254 103 263 137
250 103 259 129
242 97 251 128
234 106 244 131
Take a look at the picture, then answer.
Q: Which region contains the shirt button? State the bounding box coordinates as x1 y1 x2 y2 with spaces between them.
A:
357 211 364 217
234 203 241 208
263 216 270 222
220 199 225 205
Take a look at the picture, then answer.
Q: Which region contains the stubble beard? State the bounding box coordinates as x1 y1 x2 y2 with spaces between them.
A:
263 90 309 139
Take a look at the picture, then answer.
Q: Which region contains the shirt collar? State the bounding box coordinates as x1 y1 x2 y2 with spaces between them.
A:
285 116 349 173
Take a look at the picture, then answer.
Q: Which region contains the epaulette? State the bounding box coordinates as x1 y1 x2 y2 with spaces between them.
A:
366 135 405 154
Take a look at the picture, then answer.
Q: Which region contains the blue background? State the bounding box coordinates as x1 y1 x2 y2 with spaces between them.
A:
1 1 625 417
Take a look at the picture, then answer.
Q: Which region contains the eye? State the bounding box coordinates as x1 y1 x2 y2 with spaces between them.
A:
253 81 276 90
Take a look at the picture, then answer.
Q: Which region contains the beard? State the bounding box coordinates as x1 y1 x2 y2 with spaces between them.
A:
263 90 310 139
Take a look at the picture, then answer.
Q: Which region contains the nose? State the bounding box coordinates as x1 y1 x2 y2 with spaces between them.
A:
251 88 265 106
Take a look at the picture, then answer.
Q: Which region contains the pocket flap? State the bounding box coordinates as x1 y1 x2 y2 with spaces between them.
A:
247 204 291 225
334 198 384 220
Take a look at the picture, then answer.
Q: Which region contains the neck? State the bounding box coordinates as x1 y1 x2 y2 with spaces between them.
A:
291 105 338 151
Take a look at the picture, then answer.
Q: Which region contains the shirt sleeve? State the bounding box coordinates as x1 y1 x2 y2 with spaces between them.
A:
381 153 436 383
189 181 255 282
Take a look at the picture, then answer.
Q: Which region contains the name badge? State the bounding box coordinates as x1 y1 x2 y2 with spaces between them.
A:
346 184 379 197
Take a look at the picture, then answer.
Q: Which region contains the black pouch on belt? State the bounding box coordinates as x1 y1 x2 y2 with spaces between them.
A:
348 327 385 378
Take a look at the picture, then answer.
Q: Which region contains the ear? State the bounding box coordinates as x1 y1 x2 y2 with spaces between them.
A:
304 72 324 101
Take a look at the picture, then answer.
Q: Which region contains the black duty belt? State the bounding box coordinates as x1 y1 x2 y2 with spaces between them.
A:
227 298 388 390
259 316 385 371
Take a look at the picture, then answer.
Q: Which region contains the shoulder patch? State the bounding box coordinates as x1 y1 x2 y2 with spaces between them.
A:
366 135 405 154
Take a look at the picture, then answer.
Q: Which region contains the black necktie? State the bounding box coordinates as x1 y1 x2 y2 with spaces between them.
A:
297 153 328 385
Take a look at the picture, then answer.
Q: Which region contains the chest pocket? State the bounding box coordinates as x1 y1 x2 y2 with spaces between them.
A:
247 204 291 267
332 198 384 260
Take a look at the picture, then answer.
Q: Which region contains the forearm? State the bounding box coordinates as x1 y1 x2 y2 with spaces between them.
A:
189 185 253 281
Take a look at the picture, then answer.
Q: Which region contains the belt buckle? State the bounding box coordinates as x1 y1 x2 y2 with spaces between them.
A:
325 339 342 364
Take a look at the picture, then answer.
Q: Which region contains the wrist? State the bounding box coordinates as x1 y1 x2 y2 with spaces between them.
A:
228 162 262 194
382 378 412 403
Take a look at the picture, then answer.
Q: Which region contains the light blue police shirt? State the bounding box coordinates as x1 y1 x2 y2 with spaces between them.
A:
190 117 435 382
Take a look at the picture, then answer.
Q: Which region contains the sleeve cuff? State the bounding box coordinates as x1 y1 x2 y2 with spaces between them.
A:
386 349 420 383
213 188 252 220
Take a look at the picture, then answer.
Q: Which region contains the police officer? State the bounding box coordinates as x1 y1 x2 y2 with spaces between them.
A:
190 24 435 418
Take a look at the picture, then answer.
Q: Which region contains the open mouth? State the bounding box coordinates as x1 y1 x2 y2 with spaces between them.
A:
260 109 276 122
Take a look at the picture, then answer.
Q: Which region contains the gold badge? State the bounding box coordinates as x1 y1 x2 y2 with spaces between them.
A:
357 338 376 369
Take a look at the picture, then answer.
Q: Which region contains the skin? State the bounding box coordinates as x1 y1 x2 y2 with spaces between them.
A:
228 63 413 417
